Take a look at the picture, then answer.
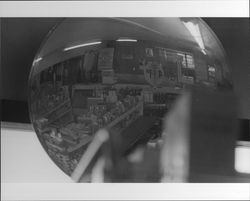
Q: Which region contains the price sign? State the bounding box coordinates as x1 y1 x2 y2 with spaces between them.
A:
143 62 164 87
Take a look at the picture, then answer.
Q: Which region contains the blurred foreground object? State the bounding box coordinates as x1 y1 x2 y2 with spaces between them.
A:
72 89 250 182
162 89 249 182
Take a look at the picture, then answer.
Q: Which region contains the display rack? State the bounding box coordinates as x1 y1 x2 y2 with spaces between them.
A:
67 136 93 153
66 101 143 153
40 98 71 118
145 103 166 107
45 141 66 152
38 99 73 129
72 83 183 95
48 109 72 126
107 101 143 129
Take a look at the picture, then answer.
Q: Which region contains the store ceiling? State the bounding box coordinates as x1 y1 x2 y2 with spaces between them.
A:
38 18 224 60
1 18 62 101
32 18 227 76
39 18 196 57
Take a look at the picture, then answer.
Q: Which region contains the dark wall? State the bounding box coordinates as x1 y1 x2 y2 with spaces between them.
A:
204 18 250 119
1 18 62 101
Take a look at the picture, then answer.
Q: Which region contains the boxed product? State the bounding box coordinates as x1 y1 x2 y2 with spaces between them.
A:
102 69 117 84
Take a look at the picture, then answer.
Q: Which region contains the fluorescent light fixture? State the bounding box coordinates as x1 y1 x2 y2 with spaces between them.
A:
183 21 205 50
116 38 137 42
32 57 42 66
201 49 207 55
34 57 42 62
235 145 250 174
64 41 102 51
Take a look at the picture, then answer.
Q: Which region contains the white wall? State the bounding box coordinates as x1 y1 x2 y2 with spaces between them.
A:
1 123 73 183
1 122 250 200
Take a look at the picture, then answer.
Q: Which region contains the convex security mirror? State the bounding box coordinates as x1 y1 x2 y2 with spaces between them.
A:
29 18 233 182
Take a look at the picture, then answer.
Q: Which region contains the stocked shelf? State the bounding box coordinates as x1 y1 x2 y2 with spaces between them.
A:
72 83 183 95
66 101 143 153
36 99 73 131
47 109 72 126
67 135 93 153
45 141 66 152
73 84 110 90
145 103 167 107
40 99 71 118
107 101 143 129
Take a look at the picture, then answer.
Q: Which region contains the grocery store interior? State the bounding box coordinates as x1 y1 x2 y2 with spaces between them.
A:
1 18 250 183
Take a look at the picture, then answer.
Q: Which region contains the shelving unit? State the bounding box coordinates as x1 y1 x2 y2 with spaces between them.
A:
67 136 93 153
40 99 71 118
48 109 73 126
72 83 183 95
45 141 66 152
37 99 73 129
107 101 143 129
145 103 166 107
66 101 143 153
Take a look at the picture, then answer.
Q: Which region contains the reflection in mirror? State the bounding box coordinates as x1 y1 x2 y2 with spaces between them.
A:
29 18 233 182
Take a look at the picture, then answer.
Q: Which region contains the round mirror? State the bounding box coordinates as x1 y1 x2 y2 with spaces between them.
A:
29 18 232 182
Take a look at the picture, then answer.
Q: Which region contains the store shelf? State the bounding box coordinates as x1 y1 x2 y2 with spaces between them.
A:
73 83 183 95
40 99 71 118
151 87 183 94
45 141 66 152
73 83 148 89
67 136 93 153
73 84 110 90
66 101 143 153
62 136 77 145
107 101 143 129
145 103 167 107
47 109 72 125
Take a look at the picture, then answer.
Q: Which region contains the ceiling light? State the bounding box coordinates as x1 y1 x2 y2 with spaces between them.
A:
182 21 205 50
201 49 207 55
32 57 42 66
116 39 137 42
64 41 102 51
